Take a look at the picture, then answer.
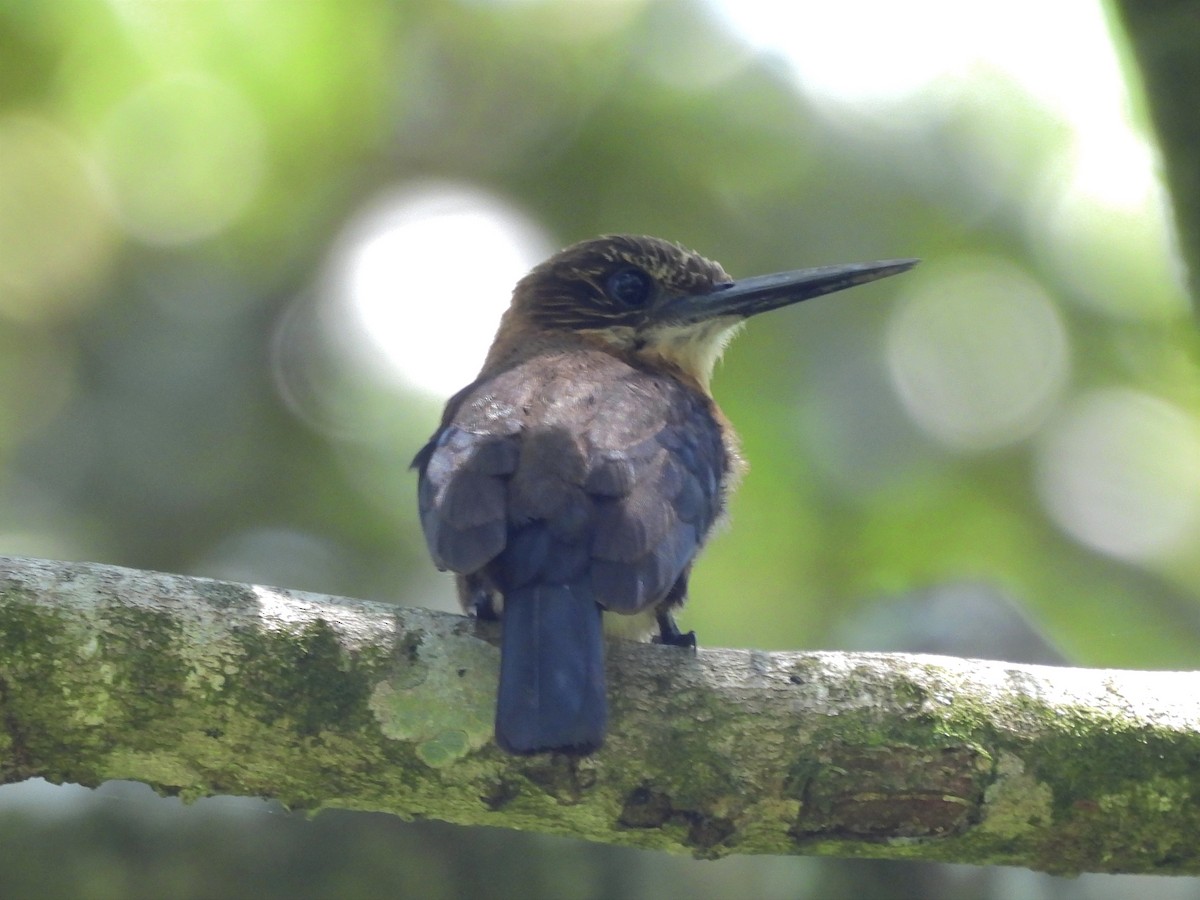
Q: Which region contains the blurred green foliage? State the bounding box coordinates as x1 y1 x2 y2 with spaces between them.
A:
2 0 1200 897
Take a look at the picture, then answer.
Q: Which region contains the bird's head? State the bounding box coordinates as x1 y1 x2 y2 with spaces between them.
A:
488 234 917 391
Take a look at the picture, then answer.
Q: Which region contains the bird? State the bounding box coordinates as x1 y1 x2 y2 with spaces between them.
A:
412 235 916 755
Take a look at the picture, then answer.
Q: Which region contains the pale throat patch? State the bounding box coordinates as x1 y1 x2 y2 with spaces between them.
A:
639 318 743 389
582 317 743 389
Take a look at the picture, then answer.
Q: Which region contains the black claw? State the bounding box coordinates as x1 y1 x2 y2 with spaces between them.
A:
470 590 499 621
654 610 697 649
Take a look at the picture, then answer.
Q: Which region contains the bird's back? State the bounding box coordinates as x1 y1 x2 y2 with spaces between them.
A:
415 345 730 616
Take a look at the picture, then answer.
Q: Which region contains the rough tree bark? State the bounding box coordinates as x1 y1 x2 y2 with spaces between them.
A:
2 556 1199 875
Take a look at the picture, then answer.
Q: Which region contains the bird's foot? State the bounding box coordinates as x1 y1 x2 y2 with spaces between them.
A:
653 611 697 649
468 589 499 621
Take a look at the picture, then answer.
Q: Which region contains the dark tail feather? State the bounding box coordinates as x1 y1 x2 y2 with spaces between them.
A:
495 583 606 754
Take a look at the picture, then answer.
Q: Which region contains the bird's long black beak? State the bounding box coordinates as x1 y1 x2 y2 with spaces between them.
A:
658 258 919 325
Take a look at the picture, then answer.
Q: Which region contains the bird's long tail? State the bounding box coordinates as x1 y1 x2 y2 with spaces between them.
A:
495 583 606 754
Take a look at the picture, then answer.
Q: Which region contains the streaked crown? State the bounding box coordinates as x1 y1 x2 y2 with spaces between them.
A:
511 235 731 332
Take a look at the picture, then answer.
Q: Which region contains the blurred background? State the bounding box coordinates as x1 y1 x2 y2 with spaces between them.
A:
2 0 1199 897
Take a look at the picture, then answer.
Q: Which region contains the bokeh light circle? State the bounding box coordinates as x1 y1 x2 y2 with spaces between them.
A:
96 73 266 245
333 181 551 397
0 115 116 321
1035 389 1200 561
886 258 1070 451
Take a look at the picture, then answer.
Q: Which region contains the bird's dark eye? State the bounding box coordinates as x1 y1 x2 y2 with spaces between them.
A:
605 267 654 308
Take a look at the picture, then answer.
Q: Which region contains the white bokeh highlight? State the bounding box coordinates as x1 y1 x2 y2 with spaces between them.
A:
334 182 551 396
1035 390 1200 561
717 0 1151 217
886 259 1070 451
95 73 265 246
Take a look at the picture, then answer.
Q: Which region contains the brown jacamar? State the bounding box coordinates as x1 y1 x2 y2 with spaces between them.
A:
412 235 916 754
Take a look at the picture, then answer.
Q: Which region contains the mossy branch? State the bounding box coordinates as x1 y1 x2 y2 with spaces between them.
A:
1 555 1198 875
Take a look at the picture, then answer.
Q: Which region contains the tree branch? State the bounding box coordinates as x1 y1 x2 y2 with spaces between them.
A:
1115 0 1200 315
1 555 1197 875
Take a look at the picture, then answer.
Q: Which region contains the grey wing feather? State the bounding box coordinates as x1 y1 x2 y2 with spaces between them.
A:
584 377 725 613
415 423 520 574
414 353 725 614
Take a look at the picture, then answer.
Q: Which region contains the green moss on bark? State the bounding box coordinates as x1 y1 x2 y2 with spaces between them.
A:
6 559 1200 874
226 619 374 735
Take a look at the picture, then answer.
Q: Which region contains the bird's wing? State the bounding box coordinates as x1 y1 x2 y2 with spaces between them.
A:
579 371 726 613
412 386 523 574
414 351 726 612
